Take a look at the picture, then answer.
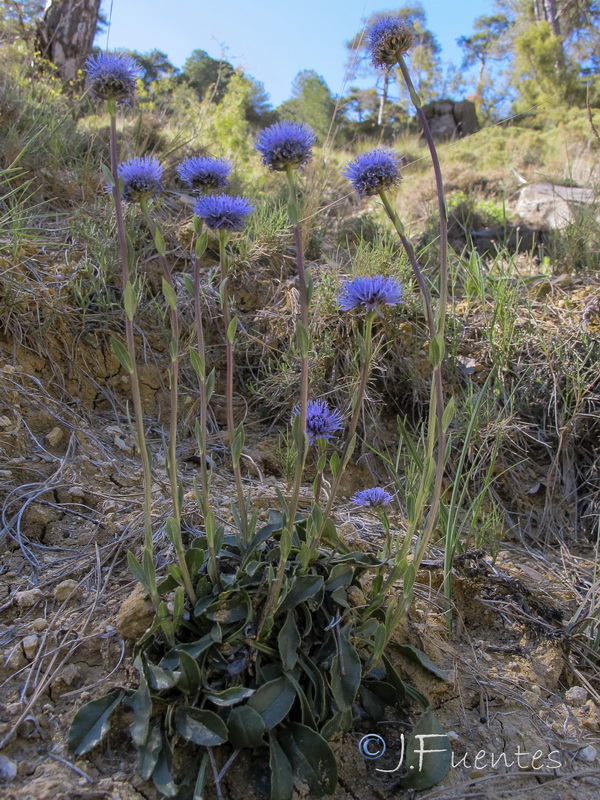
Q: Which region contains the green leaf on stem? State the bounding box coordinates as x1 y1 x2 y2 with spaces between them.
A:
429 335 445 367
227 316 238 344
162 276 177 311
205 368 215 403
398 710 451 789
441 395 455 433
269 734 294 800
101 163 115 187
155 226 167 257
232 422 245 466
228 705 266 749
295 321 310 357
124 280 137 321
195 230 208 258
110 337 133 374
189 348 205 380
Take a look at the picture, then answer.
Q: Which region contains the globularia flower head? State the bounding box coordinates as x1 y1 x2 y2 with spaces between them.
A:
117 156 163 202
255 121 316 171
343 149 402 197
338 275 404 312
293 399 345 445
367 16 415 68
351 487 394 507
193 194 254 231
84 52 140 103
177 156 231 193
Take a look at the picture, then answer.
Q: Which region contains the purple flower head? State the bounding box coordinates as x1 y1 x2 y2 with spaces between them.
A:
177 156 231 193
84 52 140 103
343 149 402 197
255 121 316 171
117 156 163 203
367 16 415 69
338 276 404 312
292 399 345 445
193 194 254 231
351 488 394 508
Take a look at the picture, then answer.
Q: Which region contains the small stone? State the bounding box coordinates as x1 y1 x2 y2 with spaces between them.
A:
45 427 64 447
6 702 22 716
22 634 39 660
5 647 26 670
522 690 540 708
565 686 588 705
0 754 17 781
2 364 16 373
116 585 154 639
0 415 11 427
14 588 44 608
578 745 597 763
54 579 79 602
346 586 366 607
446 730 459 741
30 618 48 632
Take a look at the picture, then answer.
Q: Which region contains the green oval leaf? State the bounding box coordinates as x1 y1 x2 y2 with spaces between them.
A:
205 686 255 707
278 575 324 613
228 705 266 749
175 707 228 746
330 631 362 712
279 722 338 797
269 734 293 800
399 710 452 790
68 690 124 755
247 676 296 729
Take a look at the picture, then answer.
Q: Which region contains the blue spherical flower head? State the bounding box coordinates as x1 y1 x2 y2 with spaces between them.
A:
84 52 140 103
193 195 254 231
351 487 394 507
177 156 231 193
367 17 415 69
338 276 404 312
292 399 345 446
344 150 402 197
255 121 316 171
117 156 163 203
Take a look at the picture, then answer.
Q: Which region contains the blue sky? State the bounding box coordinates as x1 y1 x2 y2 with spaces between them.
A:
98 1 495 106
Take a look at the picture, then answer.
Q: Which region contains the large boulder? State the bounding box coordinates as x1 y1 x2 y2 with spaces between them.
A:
514 183 599 230
421 98 480 140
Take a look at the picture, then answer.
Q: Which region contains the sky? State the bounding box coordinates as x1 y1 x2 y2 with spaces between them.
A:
98 0 496 107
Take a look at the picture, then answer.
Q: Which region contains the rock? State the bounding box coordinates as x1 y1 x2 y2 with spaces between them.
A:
565 686 588 705
515 183 599 230
421 98 480 140
578 745 597 763
14 588 44 608
54 579 79 602
30 618 48 632
116 585 154 639
0 754 17 781
22 634 39 660
45 426 64 447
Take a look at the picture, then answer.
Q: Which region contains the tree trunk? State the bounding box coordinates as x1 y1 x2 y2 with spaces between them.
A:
36 0 101 82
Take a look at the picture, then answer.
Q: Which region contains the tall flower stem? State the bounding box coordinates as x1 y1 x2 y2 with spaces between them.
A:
138 200 197 604
396 54 448 332
257 167 311 641
284 164 310 536
139 200 181 525
108 107 155 590
218 230 248 541
379 185 447 568
320 310 376 531
193 248 210 521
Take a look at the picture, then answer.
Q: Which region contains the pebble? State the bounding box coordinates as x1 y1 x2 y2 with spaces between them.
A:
22 634 39 660
30 618 48 632
45 427 64 447
565 686 588 705
578 745 597 763
54 579 79 602
0 754 17 782
14 588 44 608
